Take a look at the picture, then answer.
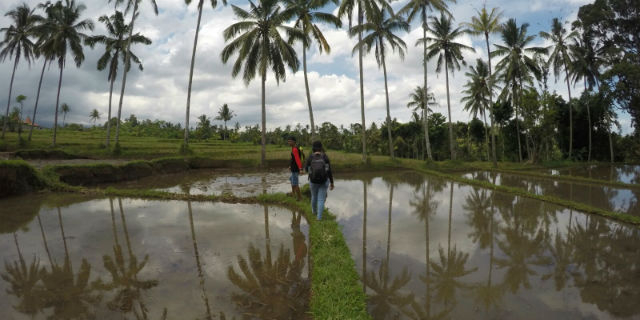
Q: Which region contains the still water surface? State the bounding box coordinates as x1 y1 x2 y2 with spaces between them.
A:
326 171 640 320
537 165 640 185
107 168 291 196
463 171 640 216
0 194 309 319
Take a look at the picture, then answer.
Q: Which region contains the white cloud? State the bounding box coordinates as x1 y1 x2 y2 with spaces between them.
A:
0 0 633 134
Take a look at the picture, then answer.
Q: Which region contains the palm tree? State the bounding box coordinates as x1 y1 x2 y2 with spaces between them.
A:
60 102 70 127
112 0 158 150
492 18 546 162
462 6 502 167
38 0 93 146
221 0 303 166
15 94 26 139
407 86 437 159
570 31 603 162
89 108 100 124
1 4 40 139
338 0 377 163
86 11 151 148
28 4 56 142
540 18 578 160
215 103 235 140
284 0 341 141
424 13 475 160
461 59 492 161
399 0 451 161
183 0 227 149
351 4 408 159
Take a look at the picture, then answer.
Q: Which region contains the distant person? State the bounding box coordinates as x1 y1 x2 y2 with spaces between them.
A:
305 141 334 220
287 136 304 201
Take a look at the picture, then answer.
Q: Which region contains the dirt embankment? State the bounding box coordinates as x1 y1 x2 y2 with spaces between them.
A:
0 161 47 198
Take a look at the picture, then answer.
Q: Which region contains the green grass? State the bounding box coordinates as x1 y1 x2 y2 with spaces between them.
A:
2 129 289 160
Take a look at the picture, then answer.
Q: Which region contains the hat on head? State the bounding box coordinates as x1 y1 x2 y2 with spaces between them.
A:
287 136 296 142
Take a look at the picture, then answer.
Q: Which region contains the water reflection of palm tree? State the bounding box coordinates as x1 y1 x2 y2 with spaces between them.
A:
495 198 550 294
1 233 46 317
406 181 452 320
363 180 368 294
187 200 214 319
429 182 477 308
39 207 100 319
366 184 415 318
94 198 159 319
227 216 309 318
464 188 504 312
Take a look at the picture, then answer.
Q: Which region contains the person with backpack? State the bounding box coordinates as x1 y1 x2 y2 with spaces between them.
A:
287 136 304 201
304 141 334 220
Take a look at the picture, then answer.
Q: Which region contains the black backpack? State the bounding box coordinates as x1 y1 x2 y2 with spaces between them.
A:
309 153 328 183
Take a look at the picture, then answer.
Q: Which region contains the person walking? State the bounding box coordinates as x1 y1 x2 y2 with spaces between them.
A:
305 141 334 220
288 136 304 201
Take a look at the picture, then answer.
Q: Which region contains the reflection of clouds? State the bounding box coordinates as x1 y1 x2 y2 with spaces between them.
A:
0 196 308 319
333 172 639 319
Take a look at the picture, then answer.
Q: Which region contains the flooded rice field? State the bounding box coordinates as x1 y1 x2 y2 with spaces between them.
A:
0 194 309 319
463 171 640 216
3 168 640 319
327 171 640 319
107 168 292 196
535 164 640 185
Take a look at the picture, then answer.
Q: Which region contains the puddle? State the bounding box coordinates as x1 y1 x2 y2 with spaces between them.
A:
106 168 293 196
325 171 640 319
463 171 639 216
0 194 310 319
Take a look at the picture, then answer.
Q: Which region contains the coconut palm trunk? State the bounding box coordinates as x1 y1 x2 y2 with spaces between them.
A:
2 57 19 139
52 62 64 146
29 60 47 141
106 78 115 147
114 1 141 148
261 72 267 166
563 63 573 160
381 44 394 159
422 20 432 160
358 5 367 163
302 39 316 140
184 1 205 148
482 97 490 161
513 82 522 162
445 61 455 160
424 183 431 318
585 83 591 162
485 33 497 167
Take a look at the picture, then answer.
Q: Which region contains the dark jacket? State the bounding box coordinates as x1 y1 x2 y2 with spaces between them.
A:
290 146 303 172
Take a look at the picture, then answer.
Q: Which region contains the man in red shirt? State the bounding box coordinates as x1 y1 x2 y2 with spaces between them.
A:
287 137 303 201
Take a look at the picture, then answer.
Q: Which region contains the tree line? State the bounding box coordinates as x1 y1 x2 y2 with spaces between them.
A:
1 0 638 163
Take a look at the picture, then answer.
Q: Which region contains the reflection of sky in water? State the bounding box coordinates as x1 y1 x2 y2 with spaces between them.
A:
108 169 294 196
0 196 309 319
544 165 640 184
462 172 639 216
329 172 640 319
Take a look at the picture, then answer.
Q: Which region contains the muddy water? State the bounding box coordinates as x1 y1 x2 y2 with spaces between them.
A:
463 171 640 216
537 165 640 185
0 194 309 319
326 171 640 319
107 168 292 196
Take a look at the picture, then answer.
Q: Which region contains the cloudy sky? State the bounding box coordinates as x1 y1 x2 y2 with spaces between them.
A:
0 0 633 134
